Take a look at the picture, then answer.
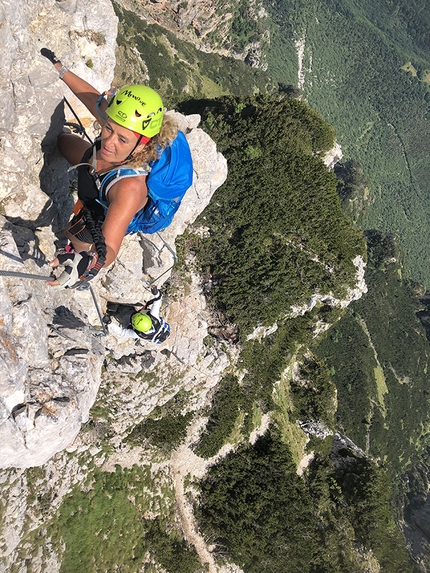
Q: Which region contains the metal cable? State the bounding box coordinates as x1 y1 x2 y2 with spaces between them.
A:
0 269 52 281
63 97 93 144
0 269 107 335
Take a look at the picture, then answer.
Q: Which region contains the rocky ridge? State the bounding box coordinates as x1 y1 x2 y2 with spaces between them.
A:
116 0 269 69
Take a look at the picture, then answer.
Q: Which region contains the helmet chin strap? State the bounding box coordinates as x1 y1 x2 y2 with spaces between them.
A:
122 133 152 163
123 134 144 163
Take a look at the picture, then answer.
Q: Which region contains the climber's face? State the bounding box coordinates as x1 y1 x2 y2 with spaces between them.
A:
100 120 144 163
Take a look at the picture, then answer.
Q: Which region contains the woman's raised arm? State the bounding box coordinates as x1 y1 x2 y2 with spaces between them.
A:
40 47 108 125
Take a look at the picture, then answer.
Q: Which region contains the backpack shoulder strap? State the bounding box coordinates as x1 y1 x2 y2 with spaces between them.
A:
101 167 149 198
151 317 170 343
94 166 149 213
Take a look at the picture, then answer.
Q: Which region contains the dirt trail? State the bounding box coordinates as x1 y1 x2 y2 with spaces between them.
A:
171 443 218 572
170 416 244 573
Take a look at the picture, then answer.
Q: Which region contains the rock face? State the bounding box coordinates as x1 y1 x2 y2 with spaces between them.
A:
0 236 106 468
0 0 227 469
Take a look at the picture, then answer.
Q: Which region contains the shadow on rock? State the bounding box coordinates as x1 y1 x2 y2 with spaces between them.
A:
52 305 87 329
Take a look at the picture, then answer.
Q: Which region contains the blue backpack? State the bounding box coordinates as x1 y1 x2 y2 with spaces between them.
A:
97 131 193 234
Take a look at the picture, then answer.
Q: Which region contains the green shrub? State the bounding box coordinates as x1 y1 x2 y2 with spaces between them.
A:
194 375 241 458
127 393 194 452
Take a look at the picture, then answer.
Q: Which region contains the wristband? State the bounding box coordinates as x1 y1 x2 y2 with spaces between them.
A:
58 65 69 79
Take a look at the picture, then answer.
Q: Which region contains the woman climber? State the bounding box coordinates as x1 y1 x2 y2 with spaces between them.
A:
40 48 184 288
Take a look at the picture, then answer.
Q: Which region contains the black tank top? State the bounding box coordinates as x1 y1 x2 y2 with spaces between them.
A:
77 141 105 218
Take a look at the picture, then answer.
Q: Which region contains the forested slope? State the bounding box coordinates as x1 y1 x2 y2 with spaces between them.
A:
180 94 362 332
177 94 413 572
264 0 430 285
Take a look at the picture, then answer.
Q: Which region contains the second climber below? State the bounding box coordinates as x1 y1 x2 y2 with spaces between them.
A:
103 286 170 344
41 48 181 288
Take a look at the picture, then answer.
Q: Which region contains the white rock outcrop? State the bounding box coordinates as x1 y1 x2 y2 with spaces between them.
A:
0 220 107 468
289 255 367 318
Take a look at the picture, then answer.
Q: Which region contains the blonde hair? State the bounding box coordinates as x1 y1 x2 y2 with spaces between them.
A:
126 114 179 168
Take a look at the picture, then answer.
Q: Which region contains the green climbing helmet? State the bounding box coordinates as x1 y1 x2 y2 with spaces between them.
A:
106 85 164 138
131 312 153 333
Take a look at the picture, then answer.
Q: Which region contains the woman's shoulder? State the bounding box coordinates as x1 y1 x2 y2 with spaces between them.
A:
108 174 148 212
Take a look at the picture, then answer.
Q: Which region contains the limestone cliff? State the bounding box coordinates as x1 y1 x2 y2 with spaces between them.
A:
0 0 227 469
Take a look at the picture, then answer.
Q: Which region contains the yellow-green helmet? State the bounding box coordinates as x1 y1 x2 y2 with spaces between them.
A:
106 85 164 138
131 312 153 333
